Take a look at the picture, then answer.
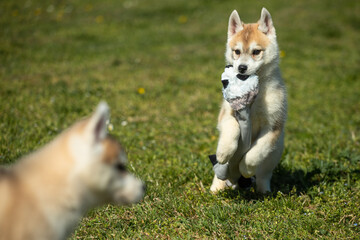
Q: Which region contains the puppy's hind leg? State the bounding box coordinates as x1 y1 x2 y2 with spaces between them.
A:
255 134 284 193
210 175 227 193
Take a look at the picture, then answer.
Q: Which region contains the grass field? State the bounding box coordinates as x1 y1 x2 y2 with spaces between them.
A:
1 0 360 238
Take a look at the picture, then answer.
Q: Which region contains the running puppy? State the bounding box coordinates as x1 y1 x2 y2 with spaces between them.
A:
211 8 287 193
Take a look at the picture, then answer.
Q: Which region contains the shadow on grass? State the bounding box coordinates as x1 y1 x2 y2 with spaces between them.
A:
219 159 360 201
273 166 360 191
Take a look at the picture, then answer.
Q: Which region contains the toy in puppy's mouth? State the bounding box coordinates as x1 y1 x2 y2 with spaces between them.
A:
221 66 259 111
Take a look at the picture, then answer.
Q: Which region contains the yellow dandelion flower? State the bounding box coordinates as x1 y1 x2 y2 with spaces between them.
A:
34 8 42 16
211 135 217 141
85 4 93 12
12 10 19 17
280 50 286 58
56 11 63 21
137 87 145 95
95 15 104 23
178 15 188 24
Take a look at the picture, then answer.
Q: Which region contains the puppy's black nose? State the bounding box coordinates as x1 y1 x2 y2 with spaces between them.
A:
238 65 248 73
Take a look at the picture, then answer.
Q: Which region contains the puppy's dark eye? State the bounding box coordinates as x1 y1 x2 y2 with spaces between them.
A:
115 163 126 172
234 49 241 55
252 49 261 55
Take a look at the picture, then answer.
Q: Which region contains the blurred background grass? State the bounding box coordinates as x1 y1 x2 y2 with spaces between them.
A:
0 0 359 238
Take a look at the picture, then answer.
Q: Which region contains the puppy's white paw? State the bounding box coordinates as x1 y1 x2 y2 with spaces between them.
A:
210 175 227 193
239 159 256 178
210 176 238 193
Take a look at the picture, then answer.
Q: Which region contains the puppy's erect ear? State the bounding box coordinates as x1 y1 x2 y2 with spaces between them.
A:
228 10 243 39
258 8 275 36
85 101 109 143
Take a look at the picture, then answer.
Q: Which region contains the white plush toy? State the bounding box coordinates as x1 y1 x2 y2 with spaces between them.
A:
209 65 259 187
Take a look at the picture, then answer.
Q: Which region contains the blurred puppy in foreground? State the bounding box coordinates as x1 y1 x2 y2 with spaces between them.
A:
0 102 145 240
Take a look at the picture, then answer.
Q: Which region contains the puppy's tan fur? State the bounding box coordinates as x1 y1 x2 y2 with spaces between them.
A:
0 103 145 240
211 8 287 193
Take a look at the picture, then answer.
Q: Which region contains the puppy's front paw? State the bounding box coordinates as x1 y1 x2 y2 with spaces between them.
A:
239 159 256 178
216 142 237 164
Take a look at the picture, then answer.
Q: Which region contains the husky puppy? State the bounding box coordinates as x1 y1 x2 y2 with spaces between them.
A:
0 102 145 240
210 8 287 193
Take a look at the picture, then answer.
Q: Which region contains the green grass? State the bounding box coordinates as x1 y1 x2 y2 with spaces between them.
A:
1 0 360 238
